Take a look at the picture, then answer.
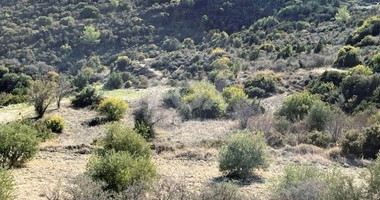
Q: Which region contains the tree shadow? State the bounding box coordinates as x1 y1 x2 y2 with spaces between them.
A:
211 174 265 186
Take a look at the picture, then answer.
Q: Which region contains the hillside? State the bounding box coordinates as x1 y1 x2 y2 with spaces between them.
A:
1 0 380 199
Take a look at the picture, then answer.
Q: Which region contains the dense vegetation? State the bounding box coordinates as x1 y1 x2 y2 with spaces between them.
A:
2 0 380 199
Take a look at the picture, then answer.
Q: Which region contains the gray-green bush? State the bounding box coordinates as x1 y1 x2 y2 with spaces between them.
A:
218 132 269 179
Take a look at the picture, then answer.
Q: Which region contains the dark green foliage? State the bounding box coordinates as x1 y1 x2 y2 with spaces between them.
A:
304 132 333 148
319 70 346 86
0 167 14 200
116 56 132 72
162 38 182 52
0 122 39 167
80 5 99 19
102 123 151 158
0 66 9 78
333 46 362 68
266 132 286 148
340 74 371 112
71 87 103 108
72 74 89 91
277 44 296 59
362 124 380 159
86 151 157 192
218 132 269 179
276 92 320 122
305 101 333 132
104 73 123 90
340 131 365 158
243 74 280 98
37 16 53 26
0 73 32 95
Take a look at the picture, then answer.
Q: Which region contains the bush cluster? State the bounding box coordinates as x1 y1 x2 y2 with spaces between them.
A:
333 46 362 68
71 87 103 108
276 92 320 122
243 74 281 98
86 123 157 192
0 122 39 167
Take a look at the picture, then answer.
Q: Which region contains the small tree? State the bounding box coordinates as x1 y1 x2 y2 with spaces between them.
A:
56 75 71 109
28 79 56 118
333 46 361 68
276 92 319 122
218 132 269 179
81 25 100 45
335 6 350 23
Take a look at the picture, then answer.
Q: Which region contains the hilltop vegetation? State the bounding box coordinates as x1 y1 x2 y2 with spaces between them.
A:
2 0 380 199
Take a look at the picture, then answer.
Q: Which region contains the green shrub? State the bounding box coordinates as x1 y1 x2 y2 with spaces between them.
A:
0 122 39 167
304 132 333 148
243 74 280 98
335 6 350 23
333 45 362 68
86 151 157 192
81 25 100 45
71 87 103 108
362 124 380 159
116 56 132 72
162 38 182 52
104 73 123 90
0 168 14 200
72 74 89 91
222 85 248 109
276 92 320 122
340 130 365 158
347 65 373 76
340 74 371 112
80 5 99 19
371 52 380 72
44 115 65 133
181 81 227 119
102 123 151 158
349 16 380 45
33 121 53 141
163 89 182 109
132 99 156 139
266 132 286 148
37 16 53 26
305 101 333 131
319 70 346 86
209 57 232 71
218 132 269 179
98 98 128 121
277 44 296 59
272 165 363 200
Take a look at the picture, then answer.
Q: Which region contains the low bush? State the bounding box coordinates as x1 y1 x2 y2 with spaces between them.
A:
44 115 65 133
371 52 380 72
98 98 128 121
276 92 320 122
102 123 151 158
266 132 286 148
348 16 380 45
218 132 269 179
104 73 123 90
362 123 380 159
163 89 182 109
304 131 333 148
243 74 281 98
271 165 363 200
305 101 333 132
71 87 103 108
86 151 157 192
0 122 39 167
340 130 365 158
333 45 362 68
0 168 14 200
181 81 227 119
116 56 132 72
